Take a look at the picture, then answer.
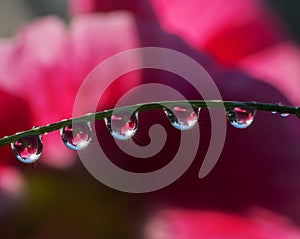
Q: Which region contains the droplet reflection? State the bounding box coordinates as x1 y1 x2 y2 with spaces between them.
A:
164 106 200 130
227 106 255 129
105 112 138 140
11 135 43 163
61 122 92 150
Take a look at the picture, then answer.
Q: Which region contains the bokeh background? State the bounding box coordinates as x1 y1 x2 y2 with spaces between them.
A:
0 0 300 238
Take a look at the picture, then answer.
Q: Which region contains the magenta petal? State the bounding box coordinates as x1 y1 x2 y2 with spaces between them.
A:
0 167 25 197
0 12 140 168
149 0 300 105
144 209 300 239
69 0 95 15
69 12 141 110
150 0 285 64
239 41 300 105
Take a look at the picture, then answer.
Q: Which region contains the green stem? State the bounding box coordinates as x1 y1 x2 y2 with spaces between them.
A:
1 100 299 147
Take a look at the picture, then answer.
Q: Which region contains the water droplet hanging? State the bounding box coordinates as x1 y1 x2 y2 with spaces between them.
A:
11 135 43 163
227 106 256 129
280 113 289 117
105 112 138 140
164 106 200 130
61 122 92 150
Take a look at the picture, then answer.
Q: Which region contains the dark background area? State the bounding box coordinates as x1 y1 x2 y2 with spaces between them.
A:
266 0 300 43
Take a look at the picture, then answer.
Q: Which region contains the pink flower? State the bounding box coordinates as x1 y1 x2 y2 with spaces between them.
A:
68 0 300 104
0 1 300 236
0 12 140 167
67 0 300 235
149 0 300 104
0 1 144 200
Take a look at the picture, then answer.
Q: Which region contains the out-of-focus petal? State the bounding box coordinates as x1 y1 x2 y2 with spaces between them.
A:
149 0 286 64
0 17 76 167
239 41 300 105
149 0 300 104
0 167 25 198
69 0 95 15
69 11 141 110
68 0 152 16
144 208 300 239
0 12 140 167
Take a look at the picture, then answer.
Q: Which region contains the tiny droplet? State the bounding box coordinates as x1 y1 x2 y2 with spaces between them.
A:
280 112 289 117
61 122 92 150
276 102 289 117
164 106 200 130
105 112 138 140
11 135 43 163
227 106 256 129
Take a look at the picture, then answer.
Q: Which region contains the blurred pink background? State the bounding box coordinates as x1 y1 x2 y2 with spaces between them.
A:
0 0 300 238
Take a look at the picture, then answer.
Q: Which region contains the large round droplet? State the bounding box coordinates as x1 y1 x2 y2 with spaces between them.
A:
227 106 256 129
164 106 200 130
61 122 92 150
105 112 138 140
11 135 43 163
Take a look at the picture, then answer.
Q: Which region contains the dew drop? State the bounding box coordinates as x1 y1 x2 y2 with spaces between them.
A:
164 106 200 130
276 103 290 117
11 135 43 163
280 112 289 117
271 111 277 114
105 112 138 140
60 122 92 150
227 106 256 129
